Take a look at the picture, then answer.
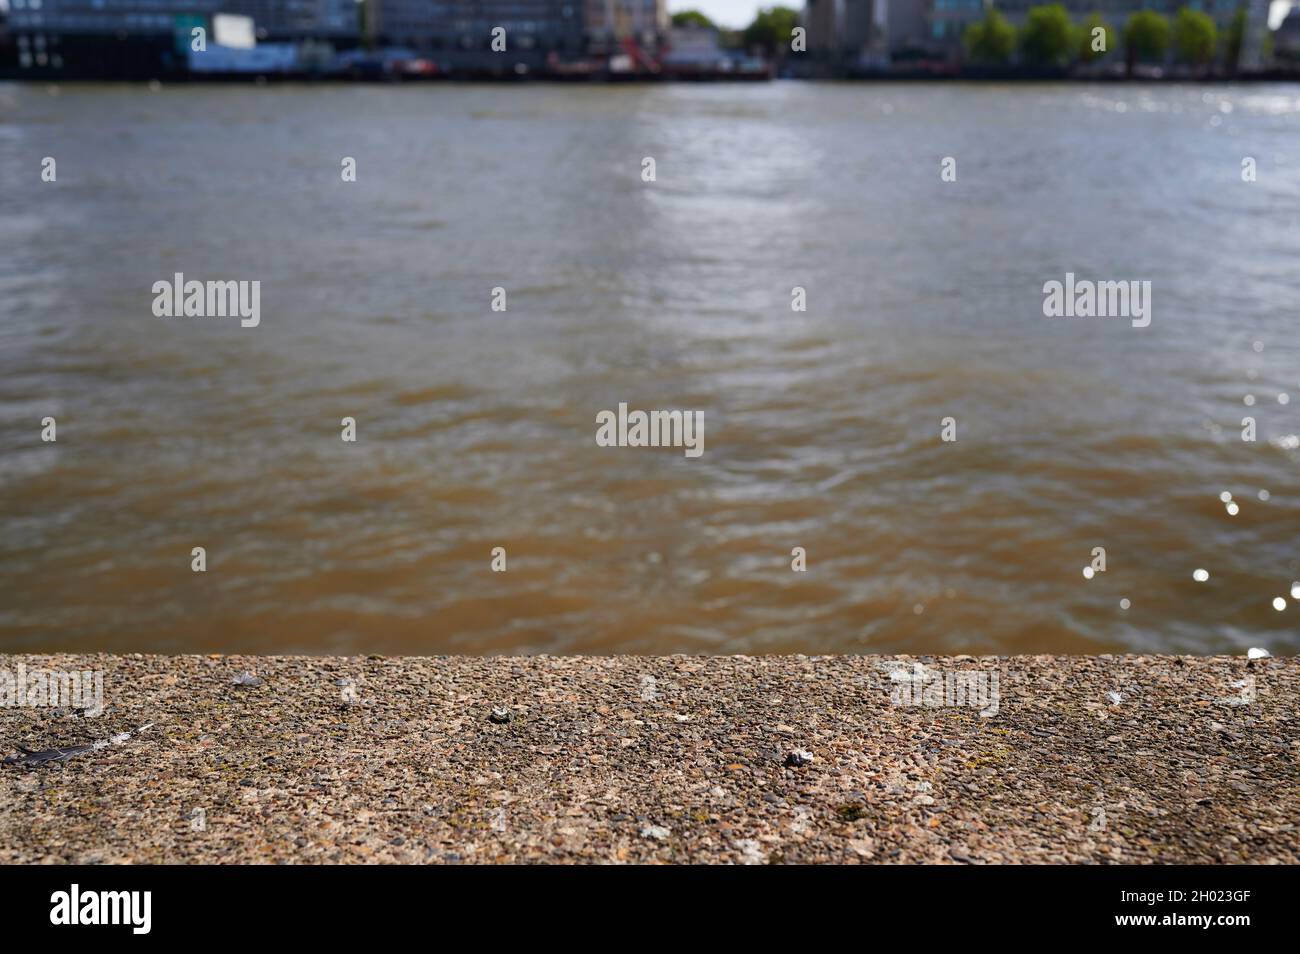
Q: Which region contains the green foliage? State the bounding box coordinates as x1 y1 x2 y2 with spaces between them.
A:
1172 7 1217 66
1020 4 1074 68
357 0 373 51
1224 8 1246 71
1124 10 1170 64
1076 13 1116 63
671 11 717 30
964 8 1017 65
743 7 801 57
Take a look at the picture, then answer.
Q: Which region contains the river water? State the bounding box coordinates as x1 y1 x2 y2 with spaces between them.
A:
1 81 1297 655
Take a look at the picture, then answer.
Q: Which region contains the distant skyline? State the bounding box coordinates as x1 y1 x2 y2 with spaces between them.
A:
0 0 1292 34
669 0 1299 31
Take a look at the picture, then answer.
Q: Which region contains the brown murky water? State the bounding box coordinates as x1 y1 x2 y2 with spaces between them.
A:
1 81 1298 655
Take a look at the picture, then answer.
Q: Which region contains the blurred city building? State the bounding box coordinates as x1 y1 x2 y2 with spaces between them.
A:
217 0 355 40
3 0 220 74
3 0 217 38
661 22 726 68
0 0 606 73
659 22 770 76
1276 6 1300 60
583 0 665 68
804 0 878 63
374 0 586 67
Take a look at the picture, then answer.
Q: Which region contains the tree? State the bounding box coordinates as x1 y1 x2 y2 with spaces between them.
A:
964 8 1017 65
671 11 716 29
1020 4 1074 68
743 7 801 59
1124 10 1170 73
1076 13 1116 64
1172 7 1217 68
357 0 375 51
1224 8 1246 73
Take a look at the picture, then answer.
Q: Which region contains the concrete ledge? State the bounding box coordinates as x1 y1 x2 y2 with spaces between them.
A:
0 654 1295 864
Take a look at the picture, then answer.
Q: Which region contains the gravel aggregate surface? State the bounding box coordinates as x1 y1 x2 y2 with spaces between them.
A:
1 653 1295 864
